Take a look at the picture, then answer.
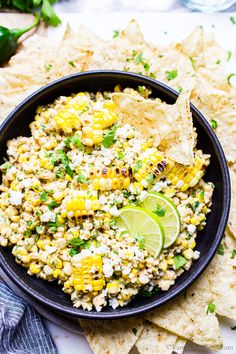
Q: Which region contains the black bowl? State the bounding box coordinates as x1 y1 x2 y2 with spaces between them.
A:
0 71 230 319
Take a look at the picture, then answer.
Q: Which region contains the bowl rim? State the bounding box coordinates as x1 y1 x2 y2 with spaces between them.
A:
0 70 231 319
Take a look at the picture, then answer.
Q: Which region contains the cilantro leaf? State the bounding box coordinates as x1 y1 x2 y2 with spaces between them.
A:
48 200 59 210
207 303 216 314
146 173 154 182
113 30 120 38
69 237 91 250
166 69 178 81
227 51 232 62
69 248 78 257
217 244 224 256
41 0 61 27
230 16 236 25
227 73 235 86
134 161 143 173
135 234 145 250
77 173 88 184
231 249 236 259
102 125 117 148
71 133 84 150
173 255 187 270
44 64 52 72
139 286 160 297
40 192 48 202
68 60 76 67
210 119 218 129
154 204 166 217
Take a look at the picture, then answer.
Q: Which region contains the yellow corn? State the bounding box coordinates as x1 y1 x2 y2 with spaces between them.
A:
29 263 41 274
81 103 117 146
72 255 104 292
166 155 209 192
106 281 120 295
66 191 100 217
90 166 131 190
133 149 170 182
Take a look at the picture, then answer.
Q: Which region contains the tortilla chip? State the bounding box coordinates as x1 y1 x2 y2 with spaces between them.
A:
207 230 236 320
228 169 236 237
172 337 186 354
113 90 194 165
135 321 177 354
145 272 222 350
159 91 194 165
79 318 143 354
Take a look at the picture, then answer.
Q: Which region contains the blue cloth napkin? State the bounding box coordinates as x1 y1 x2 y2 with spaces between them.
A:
0 281 58 354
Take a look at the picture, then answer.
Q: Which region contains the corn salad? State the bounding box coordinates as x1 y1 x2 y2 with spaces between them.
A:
0 88 213 311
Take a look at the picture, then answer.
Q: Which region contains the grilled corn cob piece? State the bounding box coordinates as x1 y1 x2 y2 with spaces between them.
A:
53 93 89 133
90 167 132 190
72 255 104 292
66 191 100 217
166 155 209 192
133 149 170 183
81 103 117 146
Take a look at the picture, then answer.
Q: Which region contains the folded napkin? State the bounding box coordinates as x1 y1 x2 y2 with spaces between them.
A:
0 281 58 354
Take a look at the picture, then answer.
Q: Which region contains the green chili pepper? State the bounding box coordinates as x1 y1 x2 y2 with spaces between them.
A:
0 14 40 64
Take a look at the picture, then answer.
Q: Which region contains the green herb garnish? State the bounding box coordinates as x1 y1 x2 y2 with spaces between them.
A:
173 255 187 270
113 30 120 38
102 125 117 148
227 73 235 85
210 119 218 129
207 303 216 314
68 60 76 67
48 200 59 210
71 133 84 150
217 244 224 256
40 192 48 202
146 172 154 182
154 204 165 217
44 63 52 72
166 69 178 81
230 16 236 24
77 173 88 184
231 250 236 259
134 160 143 173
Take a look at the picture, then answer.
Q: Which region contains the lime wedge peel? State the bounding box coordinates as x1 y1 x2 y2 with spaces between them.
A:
142 192 181 248
117 206 164 257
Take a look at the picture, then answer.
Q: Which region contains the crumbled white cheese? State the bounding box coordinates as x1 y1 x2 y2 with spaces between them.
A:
9 190 23 206
187 224 196 235
109 206 120 216
103 261 114 277
21 178 33 188
109 298 119 309
139 190 148 202
40 212 56 223
193 250 200 260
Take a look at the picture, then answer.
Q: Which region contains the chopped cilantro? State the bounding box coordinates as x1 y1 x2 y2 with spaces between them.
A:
189 56 196 69
64 136 71 148
0 162 10 171
149 72 157 79
210 119 218 129
207 303 216 314
69 248 78 257
200 190 205 199
132 328 137 335
146 173 154 182
217 244 224 256
77 173 88 184
154 204 166 217
36 226 43 233
231 249 236 259
69 237 91 250
227 73 235 86
135 234 145 250
192 200 200 211
40 192 48 202
47 214 59 232
102 125 117 148
166 69 178 81
117 151 124 160
227 50 232 62
50 150 74 177
139 286 160 297
178 86 183 93
68 60 76 67
215 59 221 64
45 64 52 72
230 16 236 24
71 133 84 150
113 29 120 38
35 234 40 242
48 200 59 210
26 220 33 227
109 220 117 227
134 160 143 173
173 255 187 270
23 230 32 237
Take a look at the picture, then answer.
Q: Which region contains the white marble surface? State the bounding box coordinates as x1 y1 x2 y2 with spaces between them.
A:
44 11 236 354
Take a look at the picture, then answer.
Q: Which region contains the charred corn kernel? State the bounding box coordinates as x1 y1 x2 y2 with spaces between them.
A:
131 269 138 276
81 126 103 146
107 282 120 294
138 263 145 269
22 255 31 263
61 210 67 218
66 192 100 216
90 167 131 190
40 157 53 170
159 260 168 272
19 155 28 163
29 263 41 274
183 249 194 260
167 258 174 265
182 240 188 249
53 269 61 278
72 255 104 292
10 182 17 190
129 182 143 193
162 187 175 197
125 250 134 259
202 206 208 213
166 155 209 192
133 149 170 182
56 259 63 269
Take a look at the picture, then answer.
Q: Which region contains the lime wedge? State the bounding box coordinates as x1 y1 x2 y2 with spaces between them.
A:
142 192 181 248
117 206 164 257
